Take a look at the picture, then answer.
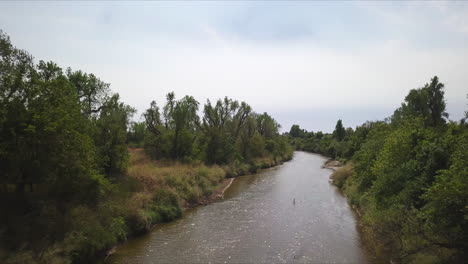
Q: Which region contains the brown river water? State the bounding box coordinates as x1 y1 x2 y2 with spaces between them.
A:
107 151 370 264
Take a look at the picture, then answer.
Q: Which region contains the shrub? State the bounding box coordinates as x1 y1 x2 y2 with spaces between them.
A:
151 189 182 222
331 164 353 188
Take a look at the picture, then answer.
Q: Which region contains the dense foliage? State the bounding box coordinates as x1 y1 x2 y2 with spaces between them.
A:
291 77 467 263
0 31 292 264
136 94 292 166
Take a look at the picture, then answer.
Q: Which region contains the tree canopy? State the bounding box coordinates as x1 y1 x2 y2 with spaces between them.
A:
288 76 467 263
0 30 294 264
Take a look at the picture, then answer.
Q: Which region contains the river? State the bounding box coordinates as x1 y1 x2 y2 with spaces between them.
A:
107 151 369 263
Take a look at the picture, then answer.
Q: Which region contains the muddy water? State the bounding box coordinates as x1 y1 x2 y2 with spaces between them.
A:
108 152 369 263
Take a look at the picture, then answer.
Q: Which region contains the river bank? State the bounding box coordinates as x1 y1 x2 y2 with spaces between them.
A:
326 160 392 263
322 158 343 170
106 151 369 264
184 177 234 207
101 148 292 262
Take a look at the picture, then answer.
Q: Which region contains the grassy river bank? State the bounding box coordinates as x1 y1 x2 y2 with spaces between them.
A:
0 148 292 264
100 148 293 262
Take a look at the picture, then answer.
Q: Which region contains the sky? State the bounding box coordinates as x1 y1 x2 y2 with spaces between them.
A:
1 1 467 132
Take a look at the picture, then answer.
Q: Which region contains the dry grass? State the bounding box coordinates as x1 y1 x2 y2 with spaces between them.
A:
127 148 225 203
330 163 353 188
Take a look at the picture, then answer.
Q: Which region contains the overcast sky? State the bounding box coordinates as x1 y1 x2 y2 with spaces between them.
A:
1 1 467 132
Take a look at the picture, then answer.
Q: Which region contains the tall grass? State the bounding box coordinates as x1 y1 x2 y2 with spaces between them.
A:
330 163 353 188
124 148 225 232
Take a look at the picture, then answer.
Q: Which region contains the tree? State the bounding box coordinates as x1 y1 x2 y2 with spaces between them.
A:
426 76 448 127
289 124 303 138
94 94 135 177
201 97 251 164
333 119 346 141
315 131 324 139
66 68 110 117
143 100 168 159
232 101 252 139
256 112 279 139
144 100 163 136
37 60 62 81
164 93 200 159
144 93 201 160
128 121 146 147
394 76 448 127
422 129 468 252
238 114 257 159
0 31 105 202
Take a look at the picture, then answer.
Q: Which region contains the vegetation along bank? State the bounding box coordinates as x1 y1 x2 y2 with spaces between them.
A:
0 31 293 264
287 77 467 263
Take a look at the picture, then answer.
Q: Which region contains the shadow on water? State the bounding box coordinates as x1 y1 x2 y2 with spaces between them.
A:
107 152 371 264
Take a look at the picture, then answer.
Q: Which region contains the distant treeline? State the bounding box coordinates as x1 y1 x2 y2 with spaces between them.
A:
128 92 292 167
288 77 467 263
0 30 292 264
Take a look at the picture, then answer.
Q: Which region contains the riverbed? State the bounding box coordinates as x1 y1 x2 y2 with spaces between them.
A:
107 152 369 263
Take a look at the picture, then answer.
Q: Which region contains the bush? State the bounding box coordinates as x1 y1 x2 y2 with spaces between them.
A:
151 189 182 222
331 164 353 188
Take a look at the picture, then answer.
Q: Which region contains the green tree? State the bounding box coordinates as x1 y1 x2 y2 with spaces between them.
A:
394 76 448 127
143 100 168 159
237 114 257 160
163 93 200 159
289 124 303 138
422 127 468 253
333 119 346 141
256 112 279 139
0 30 106 203
66 68 110 117
127 121 146 147
94 94 135 177
201 97 251 164
144 93 202 160
144 100 163 136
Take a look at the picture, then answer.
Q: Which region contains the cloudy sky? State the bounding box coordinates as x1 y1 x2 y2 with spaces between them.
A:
1 1 467 132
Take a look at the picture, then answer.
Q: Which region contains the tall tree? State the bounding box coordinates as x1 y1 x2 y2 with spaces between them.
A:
289 124 303 138
333 119 346 141
394 76 448 127
201 97 251 164
144 93 201 160
256 112 280 139
94 94 135 177
144 100 163 136
426 76 448 126
66 68 110 117
143 100 167 159
164 93 200 159
0 31 104 202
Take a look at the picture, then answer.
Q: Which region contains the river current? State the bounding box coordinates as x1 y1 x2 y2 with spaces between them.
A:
108 152 368 264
